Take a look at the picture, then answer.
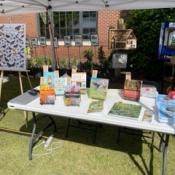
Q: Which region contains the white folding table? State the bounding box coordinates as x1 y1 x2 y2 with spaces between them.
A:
8 89 175 175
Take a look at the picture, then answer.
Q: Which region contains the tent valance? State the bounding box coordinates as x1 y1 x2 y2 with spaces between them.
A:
0 0 175 16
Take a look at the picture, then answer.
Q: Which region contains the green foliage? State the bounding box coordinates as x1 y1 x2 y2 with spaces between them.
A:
84 48 94 61
58 58 69 69
28 56 52 68
98 46 106 67
126 9 175 79
70 57 79 69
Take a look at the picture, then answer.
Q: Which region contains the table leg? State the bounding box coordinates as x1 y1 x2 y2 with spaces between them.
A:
162 134 169 175
28 113 57 160
149 132 155 175
29 113 37 160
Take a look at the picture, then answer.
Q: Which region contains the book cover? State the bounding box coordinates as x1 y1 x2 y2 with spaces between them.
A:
87 100 104 113
89 78 109 100
123 79 142 101
71 72 87 94
43 71 55 88
54 77 66 95
156 94 175 123
64 84 81 106
40 77 55 104
109 102 141 119
124 79 141 91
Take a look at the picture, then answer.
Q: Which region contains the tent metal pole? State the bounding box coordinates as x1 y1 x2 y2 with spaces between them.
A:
47 8 57 70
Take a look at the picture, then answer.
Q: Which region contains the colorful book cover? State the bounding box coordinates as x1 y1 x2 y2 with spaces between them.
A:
43 71 55 88
54 77 66 95
87 100 104 113
123 79 142 101
124 79 141 91
40 77 55 104
64 84 81 106
71 72 87 94
156 94 175 123
109 102 141 119
89 78 109 100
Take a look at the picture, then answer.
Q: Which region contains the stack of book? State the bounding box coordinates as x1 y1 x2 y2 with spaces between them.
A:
156 94 175 124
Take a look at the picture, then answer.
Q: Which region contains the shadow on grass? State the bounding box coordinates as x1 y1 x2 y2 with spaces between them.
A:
15 113 154 175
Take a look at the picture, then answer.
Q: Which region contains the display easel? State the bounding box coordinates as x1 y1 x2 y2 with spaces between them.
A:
0 70 32 126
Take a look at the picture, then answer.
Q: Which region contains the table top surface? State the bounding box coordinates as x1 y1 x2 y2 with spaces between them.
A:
8 89 175 135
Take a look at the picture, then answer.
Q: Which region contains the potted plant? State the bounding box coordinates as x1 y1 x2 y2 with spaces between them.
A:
70 56 79 70
79 48 94 73
58 58 70 76
97 46 110 78
28 56 52 78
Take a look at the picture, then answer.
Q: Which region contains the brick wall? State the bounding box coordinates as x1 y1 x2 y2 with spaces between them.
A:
98 10 121 47
0 14 38 37
0 11 121 62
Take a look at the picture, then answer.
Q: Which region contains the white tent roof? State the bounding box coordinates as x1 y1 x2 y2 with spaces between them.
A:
0 0 175 15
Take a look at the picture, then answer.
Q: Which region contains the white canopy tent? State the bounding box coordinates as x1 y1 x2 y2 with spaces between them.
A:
0 0 175 69
0 0 175 14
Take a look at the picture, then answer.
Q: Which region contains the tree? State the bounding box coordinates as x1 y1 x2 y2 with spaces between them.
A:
126 9 175 80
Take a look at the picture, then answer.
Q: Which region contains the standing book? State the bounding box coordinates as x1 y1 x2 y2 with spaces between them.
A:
89 78 109 100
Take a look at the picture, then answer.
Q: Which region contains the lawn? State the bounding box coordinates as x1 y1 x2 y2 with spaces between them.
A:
0 74 175 175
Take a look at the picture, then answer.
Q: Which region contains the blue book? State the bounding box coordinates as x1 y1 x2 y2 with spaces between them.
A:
54 77 66 95
156 94 175 123
43 71 55 87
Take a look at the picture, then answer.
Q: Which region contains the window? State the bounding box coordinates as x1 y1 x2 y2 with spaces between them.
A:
39 11 97 40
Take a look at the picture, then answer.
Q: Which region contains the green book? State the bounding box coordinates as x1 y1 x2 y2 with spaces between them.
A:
89 78 109 100
87 100 104 113
109 102 141 119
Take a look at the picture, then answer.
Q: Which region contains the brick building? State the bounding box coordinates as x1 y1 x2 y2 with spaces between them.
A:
0 10 122 63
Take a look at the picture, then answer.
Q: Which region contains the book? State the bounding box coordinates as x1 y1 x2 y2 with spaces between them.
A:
71 72 87 94
54 77 66 95
156 94 175 123
89 78 109 100
87 100 104 113
123 79 142 101
40 77 55 104
141 85 157 98
64 84 81 106
142 110 153 122
43 71 55 88
124 79 141 91
109 102 141 119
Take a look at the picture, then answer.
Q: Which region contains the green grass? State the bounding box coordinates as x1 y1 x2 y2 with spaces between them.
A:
0 75 175 175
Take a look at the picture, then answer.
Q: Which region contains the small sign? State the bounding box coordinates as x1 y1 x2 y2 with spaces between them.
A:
31 38 38 47
112 53 127 69
92 70 98 78
64 36 71 46
75 35 82 46
91 34 98 46
39 36 46 46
